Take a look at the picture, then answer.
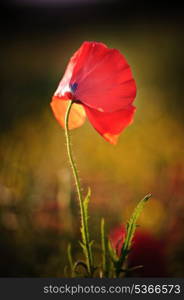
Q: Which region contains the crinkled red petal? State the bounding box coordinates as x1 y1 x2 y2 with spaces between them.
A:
84 104 136 144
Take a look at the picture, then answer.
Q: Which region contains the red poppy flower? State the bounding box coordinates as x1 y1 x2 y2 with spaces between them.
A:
51 41 136 144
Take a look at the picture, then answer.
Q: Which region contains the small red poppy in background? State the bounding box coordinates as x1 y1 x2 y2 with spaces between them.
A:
51 41 136 144
110 226 167 277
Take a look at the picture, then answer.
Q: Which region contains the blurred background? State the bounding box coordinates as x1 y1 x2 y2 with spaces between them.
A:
0 0 184 277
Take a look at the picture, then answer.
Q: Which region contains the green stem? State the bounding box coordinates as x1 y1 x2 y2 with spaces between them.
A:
101 218 108 277
64 100 93 276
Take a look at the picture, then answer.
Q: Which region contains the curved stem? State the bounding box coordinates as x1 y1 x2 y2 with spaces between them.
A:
64 101 83 204
64 100 93 276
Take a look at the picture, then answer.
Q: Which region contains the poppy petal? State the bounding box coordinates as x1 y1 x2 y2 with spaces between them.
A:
54 41 108 99
54 42 136 112
84 104 136 144
73 42 136 112
50 97 86 129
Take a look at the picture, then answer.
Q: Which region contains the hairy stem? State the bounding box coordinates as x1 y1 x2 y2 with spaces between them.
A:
64 100 93 276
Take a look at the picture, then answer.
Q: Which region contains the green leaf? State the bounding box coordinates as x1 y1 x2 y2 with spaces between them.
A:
101 218 109 277
108 238 119 263
79 187 94 276
67 243 74 277
123 193 151 254
116 193 151 276
80 187 91 244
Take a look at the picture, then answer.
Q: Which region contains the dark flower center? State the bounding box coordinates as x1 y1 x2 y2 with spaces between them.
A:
70 82 78 93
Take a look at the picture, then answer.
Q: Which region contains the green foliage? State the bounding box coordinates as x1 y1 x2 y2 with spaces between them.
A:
65 102 95 277
101 218 109 277
79 188 94 276
114 193 152 276
67 193 151 278
64 95 152 278
81 188 91 243
108 239 118 263
67 244 74 277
